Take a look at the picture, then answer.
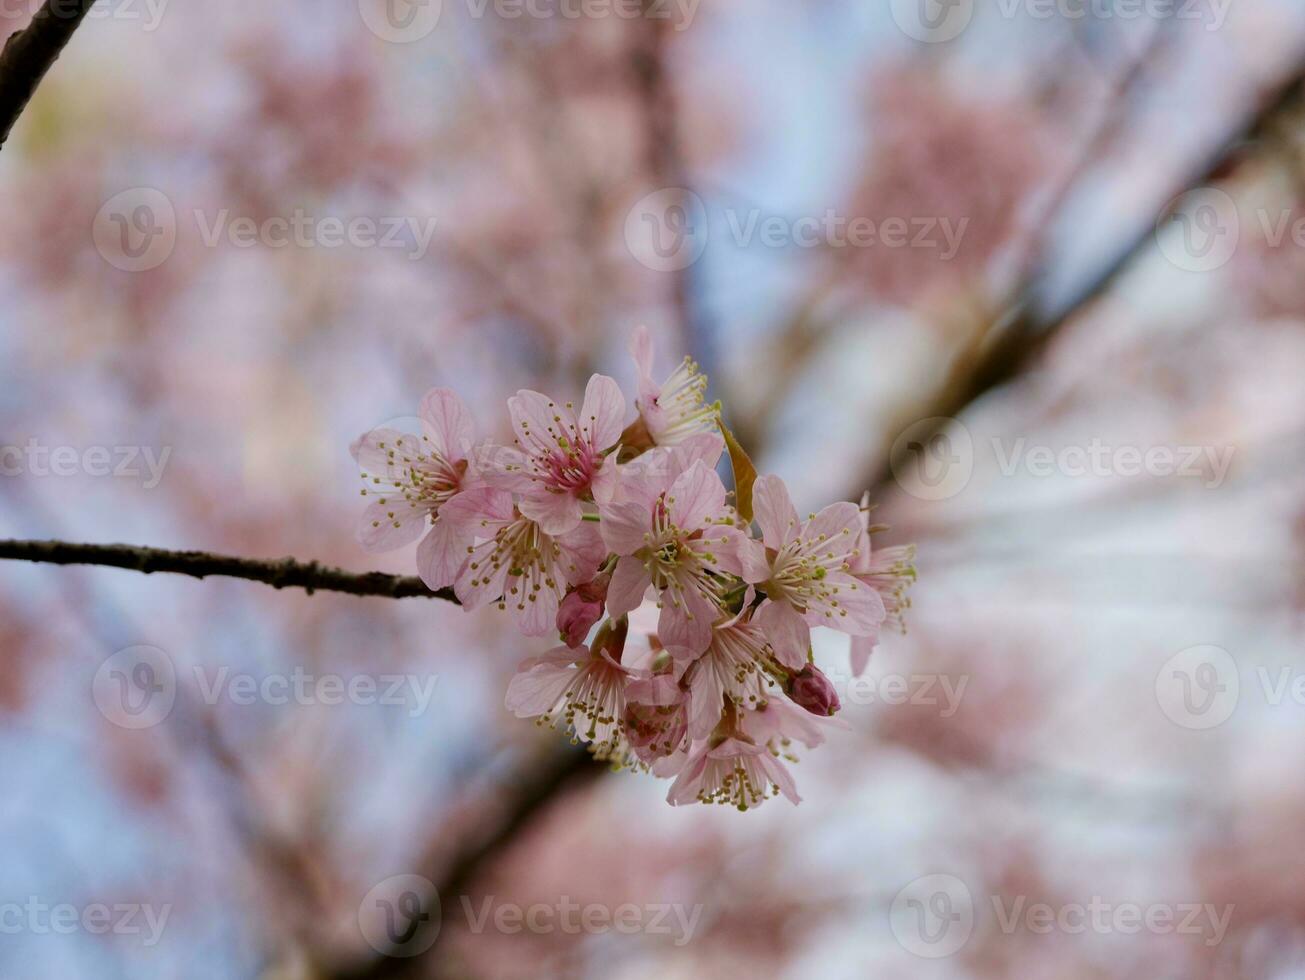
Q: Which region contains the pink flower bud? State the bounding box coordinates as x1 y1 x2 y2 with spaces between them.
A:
789 664 841 716
557 572 610 648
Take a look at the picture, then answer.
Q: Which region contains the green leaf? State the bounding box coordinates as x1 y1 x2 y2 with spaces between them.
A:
718 413 757 524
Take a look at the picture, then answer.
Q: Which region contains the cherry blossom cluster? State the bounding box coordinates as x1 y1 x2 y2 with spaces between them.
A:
351 329 915 810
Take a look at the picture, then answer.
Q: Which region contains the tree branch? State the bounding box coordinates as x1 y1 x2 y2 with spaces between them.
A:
0 539 456 601
0 0 96 150
877 58 1305 493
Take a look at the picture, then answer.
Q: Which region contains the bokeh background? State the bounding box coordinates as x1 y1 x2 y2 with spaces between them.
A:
4 0 1305 976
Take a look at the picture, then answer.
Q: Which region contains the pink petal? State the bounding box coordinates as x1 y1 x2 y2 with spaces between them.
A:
630 325 658 397
599 500 651 556
419 388 476 462
850 490 873 574
666 744 710 805
589 457 618 505
626 673 682 707
658 586 715 654
687 660 725 739
416 514 471 591
754 599 810 671
454 538 509 610
802 571 887 636
666 460 727 532
850 633 878 677
509 389 576 458
607 555 651 617
734 534 771 583
475 443 534 493
613 449 676 507
798 501 861 561
439 486 515 533
357 498 426 553
758 753 801 804
556 521 607 586
511 579 559 637
672 431 725 471
505 659 575 717
518 490 583 536
579 374 626 452
693 525 754 578
752 474 799 551
350 427 419 480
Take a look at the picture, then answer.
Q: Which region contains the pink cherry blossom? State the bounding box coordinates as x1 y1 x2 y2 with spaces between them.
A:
629 325 718 446
745 474 886 669
600 459 750 654
666 732 800 810
740 695 846 750
848 491 917 675
668 613 776 740
442 487 606 637
351 388 480 590
505 639 633 761
624 673 689 766
482 374 625 535
342 333 917 808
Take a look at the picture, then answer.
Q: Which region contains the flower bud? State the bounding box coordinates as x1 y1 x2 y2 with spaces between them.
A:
557 572 611 648
789 664 841 716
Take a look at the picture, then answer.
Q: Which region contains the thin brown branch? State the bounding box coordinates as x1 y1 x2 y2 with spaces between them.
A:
0 0 96 149
0 539 456 601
